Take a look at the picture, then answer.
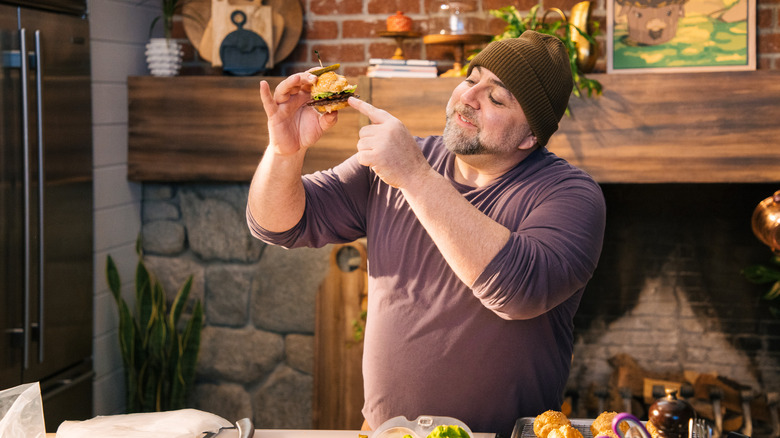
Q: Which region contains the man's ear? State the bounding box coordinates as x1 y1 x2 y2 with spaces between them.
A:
518 133 538 151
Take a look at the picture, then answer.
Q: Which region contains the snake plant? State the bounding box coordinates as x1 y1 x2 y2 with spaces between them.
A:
106 243 203 413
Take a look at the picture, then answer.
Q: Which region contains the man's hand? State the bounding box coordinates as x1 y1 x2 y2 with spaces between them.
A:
348 96 431 189
259 72 339 155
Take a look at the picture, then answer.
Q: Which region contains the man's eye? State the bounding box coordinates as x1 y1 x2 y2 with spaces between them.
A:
464 78 475 85
489 95 504 106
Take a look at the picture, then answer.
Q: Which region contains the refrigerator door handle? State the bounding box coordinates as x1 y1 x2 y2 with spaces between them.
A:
34 29 45 364
41 370 95 402
20 27 31 371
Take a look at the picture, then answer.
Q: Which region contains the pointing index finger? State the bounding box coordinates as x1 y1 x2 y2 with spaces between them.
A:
348 96 391 124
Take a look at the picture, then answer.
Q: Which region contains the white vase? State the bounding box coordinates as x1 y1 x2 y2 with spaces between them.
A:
145 38 183 77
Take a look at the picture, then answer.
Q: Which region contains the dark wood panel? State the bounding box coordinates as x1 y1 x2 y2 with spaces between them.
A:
127 76 359 182
128 71 780 183
551 71 780 183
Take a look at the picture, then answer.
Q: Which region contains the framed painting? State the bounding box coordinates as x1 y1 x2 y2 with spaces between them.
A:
607 0 756 72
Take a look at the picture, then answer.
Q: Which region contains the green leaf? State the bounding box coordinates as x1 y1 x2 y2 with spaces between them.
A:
169 275 193 329
106 255 122 301
764 281 780 301
180 300 204 385
136 261 154 332
742 264 780 284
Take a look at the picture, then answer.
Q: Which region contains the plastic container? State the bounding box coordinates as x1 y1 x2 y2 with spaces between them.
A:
371 415 474 438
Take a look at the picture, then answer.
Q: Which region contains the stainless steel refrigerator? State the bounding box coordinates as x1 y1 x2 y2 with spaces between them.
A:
1 0 93 431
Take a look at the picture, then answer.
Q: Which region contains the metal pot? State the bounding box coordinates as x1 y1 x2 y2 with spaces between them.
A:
751 190 780 252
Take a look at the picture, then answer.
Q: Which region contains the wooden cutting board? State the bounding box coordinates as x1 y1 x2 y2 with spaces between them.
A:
182 0 302 68
313 240 368 430
210 0 273 67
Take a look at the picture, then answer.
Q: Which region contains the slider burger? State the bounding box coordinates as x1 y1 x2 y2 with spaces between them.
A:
306 64 358 113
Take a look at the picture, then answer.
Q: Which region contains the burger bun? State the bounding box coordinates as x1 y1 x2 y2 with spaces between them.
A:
312 99 350 114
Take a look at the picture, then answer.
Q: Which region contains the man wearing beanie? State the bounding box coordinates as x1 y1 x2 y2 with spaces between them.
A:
248 30 606 437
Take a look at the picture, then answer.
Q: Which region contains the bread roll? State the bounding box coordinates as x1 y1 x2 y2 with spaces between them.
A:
534 410 571 438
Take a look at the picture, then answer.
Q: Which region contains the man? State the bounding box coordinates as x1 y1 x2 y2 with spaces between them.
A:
247 31 606 437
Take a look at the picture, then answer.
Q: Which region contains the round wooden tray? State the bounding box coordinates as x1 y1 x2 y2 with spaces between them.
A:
422 33 493 46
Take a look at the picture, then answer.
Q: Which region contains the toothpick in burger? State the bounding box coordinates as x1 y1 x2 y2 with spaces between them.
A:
306 63 358 114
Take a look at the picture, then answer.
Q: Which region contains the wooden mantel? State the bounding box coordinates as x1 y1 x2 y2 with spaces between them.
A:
128 71 780 183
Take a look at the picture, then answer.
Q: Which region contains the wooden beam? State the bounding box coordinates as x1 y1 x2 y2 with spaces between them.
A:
128 71 780 183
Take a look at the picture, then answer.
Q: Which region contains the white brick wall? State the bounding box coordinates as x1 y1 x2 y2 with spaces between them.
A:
89 0 160 416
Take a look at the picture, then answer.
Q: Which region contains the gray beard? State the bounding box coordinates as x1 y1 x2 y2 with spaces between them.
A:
442 113 487 156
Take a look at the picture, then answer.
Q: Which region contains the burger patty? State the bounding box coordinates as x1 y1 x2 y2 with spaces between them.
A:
306 92 359 106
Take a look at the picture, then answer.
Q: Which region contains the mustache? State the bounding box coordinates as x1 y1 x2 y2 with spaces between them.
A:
448 104 479 128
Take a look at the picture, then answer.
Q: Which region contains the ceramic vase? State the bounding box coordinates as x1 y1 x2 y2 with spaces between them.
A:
145 38 183 77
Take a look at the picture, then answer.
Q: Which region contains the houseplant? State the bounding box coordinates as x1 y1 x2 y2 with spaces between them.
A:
106 243 204 413
144 0 187 76
149 0 186 40
484 2 602 103
742 254 780 318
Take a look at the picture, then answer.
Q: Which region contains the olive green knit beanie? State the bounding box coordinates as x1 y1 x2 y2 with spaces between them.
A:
467 30 573 146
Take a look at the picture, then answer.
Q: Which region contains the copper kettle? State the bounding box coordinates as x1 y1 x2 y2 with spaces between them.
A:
752 190 780 252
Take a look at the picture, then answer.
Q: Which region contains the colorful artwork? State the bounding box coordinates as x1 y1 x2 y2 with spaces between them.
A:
607 0 755 72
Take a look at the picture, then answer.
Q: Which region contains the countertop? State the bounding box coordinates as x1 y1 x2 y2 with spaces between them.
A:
48 430 496 437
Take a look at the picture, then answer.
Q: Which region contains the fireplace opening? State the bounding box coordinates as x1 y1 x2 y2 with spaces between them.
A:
566 183 780 436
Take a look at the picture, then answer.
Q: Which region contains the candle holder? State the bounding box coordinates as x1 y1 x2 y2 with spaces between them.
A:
379 31 422 60
423 33 492 76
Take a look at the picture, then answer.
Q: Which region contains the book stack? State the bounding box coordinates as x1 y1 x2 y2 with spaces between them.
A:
366 59 439 78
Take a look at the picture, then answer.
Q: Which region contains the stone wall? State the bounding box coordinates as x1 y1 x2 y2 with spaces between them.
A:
140 183 332 428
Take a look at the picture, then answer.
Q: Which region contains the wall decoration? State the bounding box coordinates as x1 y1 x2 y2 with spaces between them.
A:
607 0 755 72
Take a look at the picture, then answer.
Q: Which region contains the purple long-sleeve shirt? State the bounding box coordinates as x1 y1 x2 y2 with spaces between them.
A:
247 136 606 436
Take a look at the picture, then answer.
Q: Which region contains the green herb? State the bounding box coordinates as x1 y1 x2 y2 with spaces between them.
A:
427 425 470 438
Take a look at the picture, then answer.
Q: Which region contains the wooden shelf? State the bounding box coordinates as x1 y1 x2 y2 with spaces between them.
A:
128 71 780 183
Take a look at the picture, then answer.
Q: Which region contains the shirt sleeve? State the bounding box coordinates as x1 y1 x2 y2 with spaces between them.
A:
247 154 372 248
471 176 607 320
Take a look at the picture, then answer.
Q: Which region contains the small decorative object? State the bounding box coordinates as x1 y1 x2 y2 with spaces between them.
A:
423 33 492 76
742 190 780 318
428 0 481 35
145 38 184 77
751 190 780 252
144 0 189 77
424 0 491 76
219 10 269 76
648 389 695 438
106 242 203 413
387 11 413 32
378 30 422 60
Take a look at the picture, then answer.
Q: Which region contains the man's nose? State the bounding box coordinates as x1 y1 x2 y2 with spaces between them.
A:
460 89 480 110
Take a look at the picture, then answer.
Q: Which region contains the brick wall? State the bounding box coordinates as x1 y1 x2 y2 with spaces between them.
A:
175 0 780 75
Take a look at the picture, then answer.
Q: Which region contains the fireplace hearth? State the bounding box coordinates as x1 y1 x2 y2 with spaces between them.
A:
566 183 780 436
